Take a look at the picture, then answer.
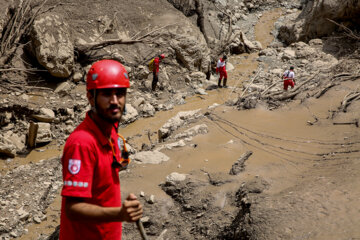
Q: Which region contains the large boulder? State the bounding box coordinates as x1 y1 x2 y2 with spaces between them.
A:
278 0 360 43
30 13 74 78
166 23 211 73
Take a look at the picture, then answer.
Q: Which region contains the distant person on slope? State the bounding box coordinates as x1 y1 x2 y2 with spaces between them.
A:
216 55 228 88
151 54 165 91
59 59 143 240
283 66 295 91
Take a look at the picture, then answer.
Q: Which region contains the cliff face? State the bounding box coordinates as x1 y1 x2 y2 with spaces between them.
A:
278 0 360 44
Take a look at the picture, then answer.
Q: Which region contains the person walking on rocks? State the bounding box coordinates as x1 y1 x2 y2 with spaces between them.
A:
216 55 228 88
283 66 295 91
150 53 165 91
60 59 143 240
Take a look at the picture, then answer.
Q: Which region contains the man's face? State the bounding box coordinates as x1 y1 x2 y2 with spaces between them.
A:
88 88 127 123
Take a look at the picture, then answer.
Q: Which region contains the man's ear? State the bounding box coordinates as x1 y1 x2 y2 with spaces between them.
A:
87 91 95 107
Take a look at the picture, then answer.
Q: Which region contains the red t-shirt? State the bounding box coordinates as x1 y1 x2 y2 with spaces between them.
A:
60 112 122 240
153 57 160 73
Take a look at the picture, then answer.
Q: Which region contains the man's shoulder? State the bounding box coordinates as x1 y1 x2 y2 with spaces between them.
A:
66 124 97 145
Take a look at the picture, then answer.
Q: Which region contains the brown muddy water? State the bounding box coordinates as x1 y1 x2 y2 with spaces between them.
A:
12 8 360 239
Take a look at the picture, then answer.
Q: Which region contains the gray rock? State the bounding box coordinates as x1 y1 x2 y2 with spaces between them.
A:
72 72 83 83
195 88 208 95
158 109 201 140
131 151 170 164
0 136 16 158
139 103 155 117
33 216 41 224
54 82 72 94
166 172 187 182
121 104 138 123
36 123 52 144
30 14 74 78
174 124 209 140
32 108 55 123
164 140 186 150
147 195 155 204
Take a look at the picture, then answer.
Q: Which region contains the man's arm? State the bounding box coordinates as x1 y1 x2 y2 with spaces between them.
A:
65 193 143 223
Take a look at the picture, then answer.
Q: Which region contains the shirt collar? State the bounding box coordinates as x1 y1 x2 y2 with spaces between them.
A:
85 111 113 147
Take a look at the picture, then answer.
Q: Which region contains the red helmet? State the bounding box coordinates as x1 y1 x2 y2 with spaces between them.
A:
160 54 165 59
86 59 130 90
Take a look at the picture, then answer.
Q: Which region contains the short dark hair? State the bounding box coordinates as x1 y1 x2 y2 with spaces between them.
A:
290 66 294 70
223 55 227 60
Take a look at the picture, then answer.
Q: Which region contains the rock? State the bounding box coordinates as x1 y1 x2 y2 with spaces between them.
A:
147 195 155 204
0 136 16 158
295 46 316 59
253 41 262 50
5 132 26 153
20 94 29 102
158 109 201 140
140 191 145 197
133 97 146 109
17 207 29 221
30 13 74 78
173 94 186 105
174 124 209 139
190 72 207 83
167 23 211 73
282 49 296 60
72 72 83 83
140 216 150 223
139 103 156 117
36 122 52 144
165 140 186 149
195 88 208 95
122 104 138 123
32 108 55 123
54 82 72 94
166 172 187 182
208 103 220 109
131 151 170 164
33 216 42 224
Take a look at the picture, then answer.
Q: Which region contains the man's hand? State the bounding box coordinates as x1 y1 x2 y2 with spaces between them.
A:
118 193 143 222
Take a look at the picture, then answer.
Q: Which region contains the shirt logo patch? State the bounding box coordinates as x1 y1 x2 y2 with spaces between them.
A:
68 159 81 175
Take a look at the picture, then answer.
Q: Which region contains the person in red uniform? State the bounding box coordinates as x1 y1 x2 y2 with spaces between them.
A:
283 66 295 91
152 53 165 91
216 55 228 88
60 59 143 240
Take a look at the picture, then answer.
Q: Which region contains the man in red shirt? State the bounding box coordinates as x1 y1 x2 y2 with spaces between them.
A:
283 66 295 91
216 55 228 88
60 59 143 240
152 53 165 91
